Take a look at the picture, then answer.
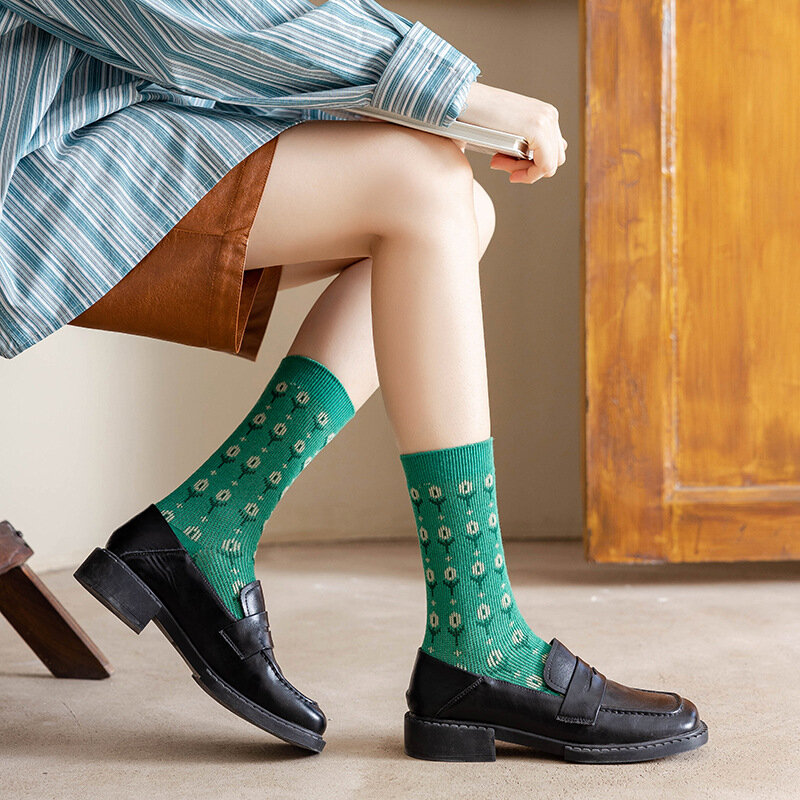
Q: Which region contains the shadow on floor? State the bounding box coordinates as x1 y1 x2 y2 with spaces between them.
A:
0 721 317 765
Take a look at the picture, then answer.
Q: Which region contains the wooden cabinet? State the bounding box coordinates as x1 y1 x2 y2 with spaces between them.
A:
582 0 800 561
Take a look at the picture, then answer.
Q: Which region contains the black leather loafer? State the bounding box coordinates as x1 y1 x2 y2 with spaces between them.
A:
74 504 326 752
404 639 708 763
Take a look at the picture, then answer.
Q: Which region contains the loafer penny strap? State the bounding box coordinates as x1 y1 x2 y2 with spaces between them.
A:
220 611 274 660
556 656 607 725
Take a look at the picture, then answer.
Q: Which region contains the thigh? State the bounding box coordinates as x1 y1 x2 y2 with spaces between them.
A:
271 173 495 291
243 119 473 271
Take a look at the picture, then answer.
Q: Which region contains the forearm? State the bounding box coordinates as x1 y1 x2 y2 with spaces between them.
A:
457 81 533 134
0 0 479 126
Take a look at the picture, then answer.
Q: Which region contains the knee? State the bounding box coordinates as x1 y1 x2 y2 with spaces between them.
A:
367 126 476 238
391 126 475 188
472 179 496 258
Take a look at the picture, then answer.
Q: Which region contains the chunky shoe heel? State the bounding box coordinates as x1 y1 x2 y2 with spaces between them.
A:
404 712 496 762
74 547 163 634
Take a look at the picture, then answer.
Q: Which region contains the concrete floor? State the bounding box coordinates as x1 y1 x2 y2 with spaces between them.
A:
1 540 798 799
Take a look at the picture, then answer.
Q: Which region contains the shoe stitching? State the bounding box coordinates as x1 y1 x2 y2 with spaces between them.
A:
219 626 271 660
418 718 706 752
201 660 323 740
219 629 247 660
413 718 492 733
258 650 318 707
599 707 684 718
567 725 707 752
557 713 593 724
601 696 685 718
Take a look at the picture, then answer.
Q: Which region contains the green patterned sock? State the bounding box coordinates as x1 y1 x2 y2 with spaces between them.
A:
400 437 558 694
155 354 354 618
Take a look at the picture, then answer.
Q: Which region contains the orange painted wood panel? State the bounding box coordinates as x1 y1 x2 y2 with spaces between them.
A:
676 1 800 487
583 0 800 562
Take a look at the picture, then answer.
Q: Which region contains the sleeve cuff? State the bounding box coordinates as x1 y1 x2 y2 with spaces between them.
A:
369 20 481 128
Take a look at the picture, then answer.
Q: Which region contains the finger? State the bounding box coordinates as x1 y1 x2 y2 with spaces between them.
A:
490 152 526 172
528 127 561 176
490 152 546 178
534 141 559 177
509 161 549 184
491 136 558 182
510 166 545 184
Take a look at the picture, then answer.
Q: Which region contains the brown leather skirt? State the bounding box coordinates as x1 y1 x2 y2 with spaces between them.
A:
69 136 283 361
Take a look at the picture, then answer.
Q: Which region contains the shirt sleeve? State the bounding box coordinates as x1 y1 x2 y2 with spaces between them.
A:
0 0 481 127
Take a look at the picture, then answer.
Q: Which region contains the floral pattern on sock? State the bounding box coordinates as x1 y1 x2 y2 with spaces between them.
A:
155 355 354 618
402 440 558 695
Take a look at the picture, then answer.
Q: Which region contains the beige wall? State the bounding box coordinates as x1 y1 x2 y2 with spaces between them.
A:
0 0 581 573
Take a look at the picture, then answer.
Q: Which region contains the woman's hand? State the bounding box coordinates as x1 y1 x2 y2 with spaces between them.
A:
457 81 567 185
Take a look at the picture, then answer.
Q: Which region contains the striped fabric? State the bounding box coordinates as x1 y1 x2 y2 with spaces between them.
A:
0 0 480 358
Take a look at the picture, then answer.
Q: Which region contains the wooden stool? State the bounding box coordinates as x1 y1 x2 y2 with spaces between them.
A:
0 519 112 679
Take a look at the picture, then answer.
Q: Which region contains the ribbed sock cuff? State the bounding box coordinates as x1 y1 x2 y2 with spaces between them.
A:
275 354 356 423
400 436 494 479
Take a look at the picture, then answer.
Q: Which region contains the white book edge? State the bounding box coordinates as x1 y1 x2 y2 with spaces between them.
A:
323 105 534 160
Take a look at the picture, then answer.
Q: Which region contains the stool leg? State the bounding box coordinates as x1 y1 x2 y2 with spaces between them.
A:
0 563 112 680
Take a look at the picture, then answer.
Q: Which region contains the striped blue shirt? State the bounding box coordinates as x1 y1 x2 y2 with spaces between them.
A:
0 0 480 358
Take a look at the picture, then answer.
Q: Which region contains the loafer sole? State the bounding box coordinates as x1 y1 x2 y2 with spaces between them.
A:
405 712 708 763
75 547 325 753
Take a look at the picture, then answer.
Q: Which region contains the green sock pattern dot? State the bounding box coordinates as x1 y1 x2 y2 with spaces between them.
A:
155 354 355 618
400 437 558 694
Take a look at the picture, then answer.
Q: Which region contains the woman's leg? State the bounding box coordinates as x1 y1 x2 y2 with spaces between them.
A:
240 119 554 693
281 257 380 410
77 117 705 758
263 175 498 410
153 124 498 619
247 120 491 452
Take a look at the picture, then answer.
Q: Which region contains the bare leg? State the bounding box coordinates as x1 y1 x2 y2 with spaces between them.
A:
241 119 567 709
284 257 378 410
249 175 496 413
245 120 490 452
